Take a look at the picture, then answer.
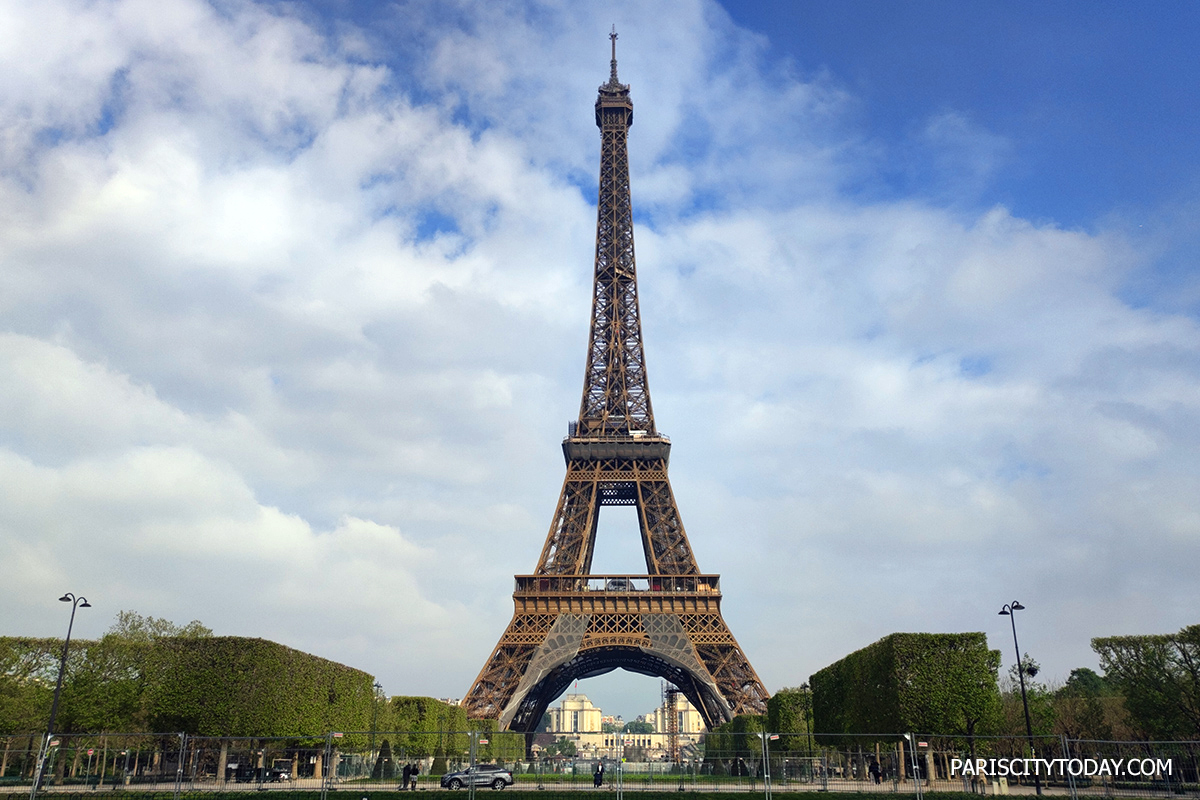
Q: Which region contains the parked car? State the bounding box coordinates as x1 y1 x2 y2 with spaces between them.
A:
440 764 514 790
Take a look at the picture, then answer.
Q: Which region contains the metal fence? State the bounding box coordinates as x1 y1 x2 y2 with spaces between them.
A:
2 731 1197 797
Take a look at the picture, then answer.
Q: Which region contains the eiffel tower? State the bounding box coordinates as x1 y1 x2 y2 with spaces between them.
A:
462 31 769 733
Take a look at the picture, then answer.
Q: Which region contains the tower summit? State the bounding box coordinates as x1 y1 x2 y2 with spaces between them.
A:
462 33 768 734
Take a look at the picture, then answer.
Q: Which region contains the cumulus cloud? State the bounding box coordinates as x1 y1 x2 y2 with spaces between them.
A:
1 0 1198 717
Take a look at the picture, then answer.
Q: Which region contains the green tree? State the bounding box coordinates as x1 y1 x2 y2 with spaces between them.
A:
766 686 812 751
0 639 57 736
372 739 395 779
57 634 151 733
1063 668 1111 697
1051 669 1119 740
1093 624 1200 739
555 737 577 757
391 697 466 763
466 718 523 763
2 611 213 737
1000 654 1055 739
77 610 212 732
705 714 765 773
107 611 212 642
622 721 653 734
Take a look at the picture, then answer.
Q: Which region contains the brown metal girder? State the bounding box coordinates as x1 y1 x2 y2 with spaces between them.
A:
535 477 599 575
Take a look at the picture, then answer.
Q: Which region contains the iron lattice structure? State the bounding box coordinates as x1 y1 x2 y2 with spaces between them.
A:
461 33 769 734
665 685 681 763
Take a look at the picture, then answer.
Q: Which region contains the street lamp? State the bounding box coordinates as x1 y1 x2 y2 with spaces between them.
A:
999 600 1041 796
370 681 382 769
30 592 91 800
799 682 815 755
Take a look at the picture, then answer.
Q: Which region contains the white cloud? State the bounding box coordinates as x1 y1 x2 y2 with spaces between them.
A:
920 111 1013 193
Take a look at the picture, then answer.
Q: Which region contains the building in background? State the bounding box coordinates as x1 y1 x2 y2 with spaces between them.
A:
546 693 602 734
542 692 707 761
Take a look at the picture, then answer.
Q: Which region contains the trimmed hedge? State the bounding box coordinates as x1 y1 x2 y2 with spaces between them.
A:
810 632 1001 741
0 636 373 739
147 637 373 739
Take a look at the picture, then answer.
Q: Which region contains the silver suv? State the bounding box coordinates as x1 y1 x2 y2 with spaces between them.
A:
440 764 514 790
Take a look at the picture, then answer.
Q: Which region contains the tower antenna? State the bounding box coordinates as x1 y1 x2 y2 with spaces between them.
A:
609 26 619 84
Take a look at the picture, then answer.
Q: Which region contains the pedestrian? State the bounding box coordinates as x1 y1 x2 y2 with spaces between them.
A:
409 762 419 790
869 760 881 785
401 763 411 791
593 765 603 788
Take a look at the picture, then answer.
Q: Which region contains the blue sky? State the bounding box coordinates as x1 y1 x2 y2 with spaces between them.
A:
727 1 1200 225
1 0 1199 724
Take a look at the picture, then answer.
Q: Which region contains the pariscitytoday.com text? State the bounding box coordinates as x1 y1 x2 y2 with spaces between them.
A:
950 758 1174 778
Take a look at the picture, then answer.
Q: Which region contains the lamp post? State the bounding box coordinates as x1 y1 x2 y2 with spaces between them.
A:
999 601 1041 796
31 593 90 800
799 682 815 756
370 681 382 771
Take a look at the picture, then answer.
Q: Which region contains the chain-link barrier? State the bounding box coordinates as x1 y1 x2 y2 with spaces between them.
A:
2 731 1197 796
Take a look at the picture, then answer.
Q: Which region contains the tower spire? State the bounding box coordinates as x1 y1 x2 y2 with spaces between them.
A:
609 26 619 85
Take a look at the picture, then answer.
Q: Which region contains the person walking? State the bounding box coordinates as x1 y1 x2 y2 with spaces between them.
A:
401 763 411 791
409 762 419 790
